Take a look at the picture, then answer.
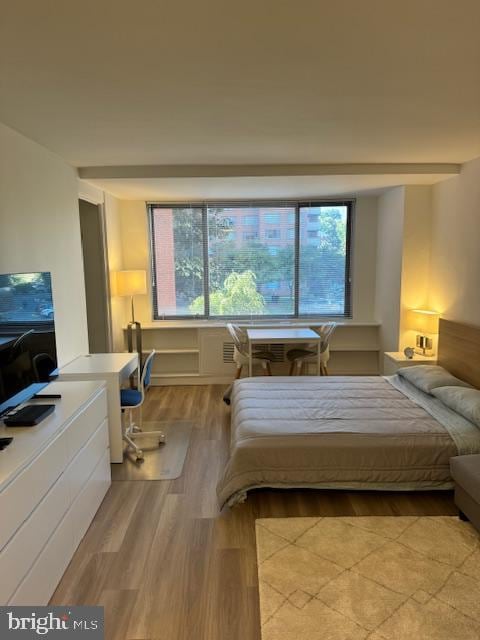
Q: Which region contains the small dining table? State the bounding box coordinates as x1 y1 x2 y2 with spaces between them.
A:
245 328 322 377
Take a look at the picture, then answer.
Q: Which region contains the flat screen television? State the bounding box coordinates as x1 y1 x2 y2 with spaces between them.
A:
0 271 58 410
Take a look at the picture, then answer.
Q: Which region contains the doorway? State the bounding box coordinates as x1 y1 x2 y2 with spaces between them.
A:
79 199 112 353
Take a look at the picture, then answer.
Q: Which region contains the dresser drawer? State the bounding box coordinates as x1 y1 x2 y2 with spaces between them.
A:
0 471 70 604
71 448 111 548
65 388 108 463
0 388 106 553
8 503 75 606
0 429 69 551
8 449 111 606
64 418 108 503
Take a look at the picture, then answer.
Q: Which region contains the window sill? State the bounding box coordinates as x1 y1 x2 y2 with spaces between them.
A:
124 319 380 330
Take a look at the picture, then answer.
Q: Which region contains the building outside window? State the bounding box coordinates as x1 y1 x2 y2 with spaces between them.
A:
265 229 281 240
264 213 280 224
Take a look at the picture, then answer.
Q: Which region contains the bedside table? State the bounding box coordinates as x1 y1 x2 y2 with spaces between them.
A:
383 351 437 375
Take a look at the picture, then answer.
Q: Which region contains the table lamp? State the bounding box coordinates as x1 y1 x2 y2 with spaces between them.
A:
116 270 147 360
409 309 440 355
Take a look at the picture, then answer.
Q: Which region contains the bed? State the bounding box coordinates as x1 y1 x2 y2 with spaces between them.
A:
217 320 480 507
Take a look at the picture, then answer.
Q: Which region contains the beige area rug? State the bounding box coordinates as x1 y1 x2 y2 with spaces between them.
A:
256 516 480 640
111 421 193 480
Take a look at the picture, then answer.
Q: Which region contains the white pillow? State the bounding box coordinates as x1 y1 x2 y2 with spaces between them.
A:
432 386 480 427
397 365 471 395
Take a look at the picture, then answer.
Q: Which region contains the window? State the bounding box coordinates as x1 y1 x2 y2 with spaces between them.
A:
265 229 281 240
149 201 352 318
299 205 350 315
264 213 280 224
150 206 205 317
0 272 55 327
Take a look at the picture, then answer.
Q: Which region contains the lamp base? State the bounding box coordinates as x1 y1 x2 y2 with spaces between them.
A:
416 334 433 356
127 321 143 367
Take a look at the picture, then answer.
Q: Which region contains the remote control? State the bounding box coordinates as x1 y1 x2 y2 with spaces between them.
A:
32 393 62 399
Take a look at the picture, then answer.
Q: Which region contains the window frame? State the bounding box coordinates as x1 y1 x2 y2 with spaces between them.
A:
148 200 353 321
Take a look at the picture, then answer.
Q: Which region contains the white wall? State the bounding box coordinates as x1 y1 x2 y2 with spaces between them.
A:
429 156 480 325
375 185 434 361
375 187 405 355
104 193 127 350
0 123 88 365
399 186 432 350
118 200 151 324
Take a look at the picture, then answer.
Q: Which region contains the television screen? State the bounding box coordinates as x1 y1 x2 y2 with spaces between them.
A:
0 272 57 407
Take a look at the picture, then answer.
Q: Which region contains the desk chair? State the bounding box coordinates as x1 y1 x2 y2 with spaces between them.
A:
32 353 56 382
121 350 164 461
287 322 337 375
0 329 36 392
227 323 275 378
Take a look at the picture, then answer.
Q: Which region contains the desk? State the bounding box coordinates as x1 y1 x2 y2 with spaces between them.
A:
58 353 138 462
246 328 321 376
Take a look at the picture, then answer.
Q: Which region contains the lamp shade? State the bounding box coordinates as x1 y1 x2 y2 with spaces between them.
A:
409 309 440 334
115 270 147 297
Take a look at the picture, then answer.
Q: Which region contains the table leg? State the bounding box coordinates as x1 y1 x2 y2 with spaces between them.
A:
108 375 124 463
317 340 321 376
249 340 253 377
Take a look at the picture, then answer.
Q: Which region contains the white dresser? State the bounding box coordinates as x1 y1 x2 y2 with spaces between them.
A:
0 380 111 605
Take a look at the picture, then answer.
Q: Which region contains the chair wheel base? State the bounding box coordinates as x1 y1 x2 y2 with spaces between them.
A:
135 450 144 461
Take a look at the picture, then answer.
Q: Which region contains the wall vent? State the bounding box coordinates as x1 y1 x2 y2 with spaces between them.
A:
223 342 235 363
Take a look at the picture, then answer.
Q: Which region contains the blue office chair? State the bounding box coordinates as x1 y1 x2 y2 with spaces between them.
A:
120 349 164 461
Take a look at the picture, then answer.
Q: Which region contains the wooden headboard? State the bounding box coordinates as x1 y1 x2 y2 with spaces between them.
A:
438 319 480 389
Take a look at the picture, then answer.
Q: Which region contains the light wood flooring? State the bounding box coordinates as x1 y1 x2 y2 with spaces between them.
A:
51 385 457 640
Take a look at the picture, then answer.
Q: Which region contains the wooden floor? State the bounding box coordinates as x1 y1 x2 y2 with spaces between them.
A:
51 385 457 640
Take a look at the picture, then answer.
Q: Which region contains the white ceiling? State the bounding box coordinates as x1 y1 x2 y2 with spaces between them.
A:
1 1 480 168
84 173 455 201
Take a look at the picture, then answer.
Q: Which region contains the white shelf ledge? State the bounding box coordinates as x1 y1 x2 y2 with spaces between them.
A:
331 345 380 352
125 320 381 330
151 372 200 378
143 349 199 354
